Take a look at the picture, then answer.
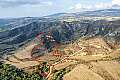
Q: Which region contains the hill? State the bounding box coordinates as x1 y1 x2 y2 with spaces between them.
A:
1 9 120 80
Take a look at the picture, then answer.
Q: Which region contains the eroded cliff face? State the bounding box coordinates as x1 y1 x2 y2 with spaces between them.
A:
0 18 120 56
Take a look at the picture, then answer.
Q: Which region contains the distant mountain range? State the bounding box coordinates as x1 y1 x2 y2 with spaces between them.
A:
1 9 120 30
45 9 120 18
1 9 120 26
78 9 120 17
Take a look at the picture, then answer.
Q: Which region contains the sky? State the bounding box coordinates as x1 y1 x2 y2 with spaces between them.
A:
0 0 120 18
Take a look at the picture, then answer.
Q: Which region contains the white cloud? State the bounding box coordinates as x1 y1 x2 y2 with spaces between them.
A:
70 1 120 12
69 3 93 12
0 0 53 7
112 0 120 5
42 1 53 6
69 2 113 12
95 3 112 9
85 5 93 10
75 3 82 10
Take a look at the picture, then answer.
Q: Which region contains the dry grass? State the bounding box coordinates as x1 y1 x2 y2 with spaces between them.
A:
4 37 120 80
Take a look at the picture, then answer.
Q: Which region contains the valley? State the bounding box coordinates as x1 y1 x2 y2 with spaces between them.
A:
0 9 120 80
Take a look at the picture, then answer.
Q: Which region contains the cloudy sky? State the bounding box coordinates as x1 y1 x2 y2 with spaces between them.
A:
0 0 120 18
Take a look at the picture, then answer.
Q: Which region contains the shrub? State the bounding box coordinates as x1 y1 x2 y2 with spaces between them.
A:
0 62 43 80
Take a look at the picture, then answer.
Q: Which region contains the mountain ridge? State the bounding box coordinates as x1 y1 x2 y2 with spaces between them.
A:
0 8 120 57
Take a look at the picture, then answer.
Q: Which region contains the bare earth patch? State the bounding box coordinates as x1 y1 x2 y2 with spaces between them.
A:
63 64 105 80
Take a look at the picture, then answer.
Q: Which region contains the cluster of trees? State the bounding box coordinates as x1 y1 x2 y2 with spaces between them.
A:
0 62 47 80
32 29 61 56
52 68 71 80
35 62 49 78
32 22 75 57
112 56 120 61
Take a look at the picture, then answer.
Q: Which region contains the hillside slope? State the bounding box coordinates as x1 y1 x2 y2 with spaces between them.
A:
1 18 120 57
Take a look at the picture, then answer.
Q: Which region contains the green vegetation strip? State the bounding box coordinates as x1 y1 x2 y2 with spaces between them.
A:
0 62 47 80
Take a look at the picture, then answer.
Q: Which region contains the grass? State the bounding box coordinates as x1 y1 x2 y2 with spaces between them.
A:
112 56 120 61
52 63 78 80
52 68 71 80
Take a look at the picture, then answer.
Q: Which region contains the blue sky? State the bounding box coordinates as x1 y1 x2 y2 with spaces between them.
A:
0 0 119 18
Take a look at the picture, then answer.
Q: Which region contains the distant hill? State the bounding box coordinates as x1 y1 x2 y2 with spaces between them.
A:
0 19 12 27
78 9 120 17
46 9 120 18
